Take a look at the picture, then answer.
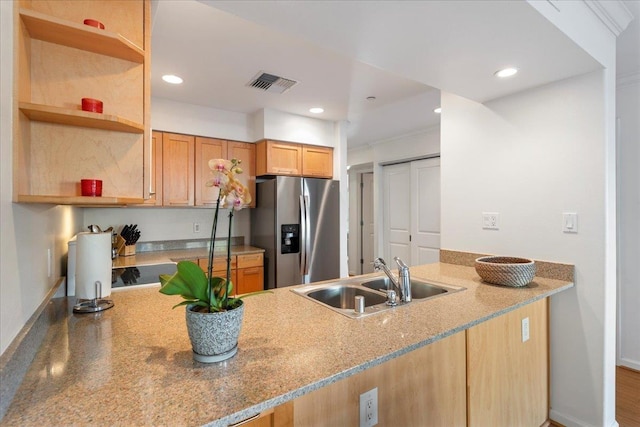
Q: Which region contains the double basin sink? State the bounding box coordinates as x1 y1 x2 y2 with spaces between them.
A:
292 275 465 318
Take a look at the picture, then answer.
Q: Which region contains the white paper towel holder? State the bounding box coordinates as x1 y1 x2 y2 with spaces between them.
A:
73 280 114 313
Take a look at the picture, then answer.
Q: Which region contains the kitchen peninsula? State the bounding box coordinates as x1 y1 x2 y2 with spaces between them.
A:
1 255 573 426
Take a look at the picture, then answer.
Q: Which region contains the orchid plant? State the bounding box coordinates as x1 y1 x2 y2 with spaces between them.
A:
159 158 256 312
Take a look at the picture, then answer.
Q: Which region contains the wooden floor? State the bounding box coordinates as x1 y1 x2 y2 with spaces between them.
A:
617 366 640 427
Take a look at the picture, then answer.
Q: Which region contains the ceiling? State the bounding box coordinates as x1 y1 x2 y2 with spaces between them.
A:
151 1 637 148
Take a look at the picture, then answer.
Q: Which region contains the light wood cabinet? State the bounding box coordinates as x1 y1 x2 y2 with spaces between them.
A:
290 331 466 426
197 254 264 296
161 133 195 206
256 140 333 178
256 140 303 176
255 299 548 427
151 132 255 208
13 1 150 205
228 141 256 208
466 298 549 427
195 137 227 206
302 145 333 178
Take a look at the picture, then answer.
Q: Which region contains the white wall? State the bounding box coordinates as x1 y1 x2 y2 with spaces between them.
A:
151 97 253 141
83 207 250 244
617 76 640 370
441 70 613 427
0 1 83 355
254 108 337 147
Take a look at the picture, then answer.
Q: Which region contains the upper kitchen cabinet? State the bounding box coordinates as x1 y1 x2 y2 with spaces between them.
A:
13 0 151 205
256 140 333 179
154 131 256 208
162 133 195 206
195 137 227 206
256 140 302 176
301 145 333 178
228 141 256 208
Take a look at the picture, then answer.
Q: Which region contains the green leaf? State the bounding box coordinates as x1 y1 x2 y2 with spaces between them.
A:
159 272 195 299
175 261 208 302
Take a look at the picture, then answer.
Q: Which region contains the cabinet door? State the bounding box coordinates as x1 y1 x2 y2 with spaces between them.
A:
195 137 227 206
228 141 256 207
237 267 264 294
256 140 302 176
302 146 333 178
467 298 548 427
162 133 194 206
293 331 466 426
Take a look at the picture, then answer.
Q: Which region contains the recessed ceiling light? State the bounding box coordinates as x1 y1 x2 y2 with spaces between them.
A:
366 96 377 101
162 74 183 84
494 68 518 78
309 107 324 114
434 107 442 114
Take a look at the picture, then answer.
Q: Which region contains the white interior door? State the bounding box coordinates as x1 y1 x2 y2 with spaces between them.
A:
411 158 441 265
361 172 375 274
383 163 411 263
382 158 441 267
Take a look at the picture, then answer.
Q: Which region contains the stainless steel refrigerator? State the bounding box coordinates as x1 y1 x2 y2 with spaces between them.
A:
251 176 340 289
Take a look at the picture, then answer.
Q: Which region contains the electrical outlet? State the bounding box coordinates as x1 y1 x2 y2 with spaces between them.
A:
193 222 201 233
482 212 500 230
359 388 378 427
47 248 52 278
522 317 530 342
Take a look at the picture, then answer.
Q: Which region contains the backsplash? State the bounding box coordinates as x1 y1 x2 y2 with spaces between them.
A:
440 249 574 282
83 207 251 243
136 236 245 253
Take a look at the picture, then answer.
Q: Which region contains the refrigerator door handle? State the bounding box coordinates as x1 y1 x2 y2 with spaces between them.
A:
299 195 307 276
303 195 311 276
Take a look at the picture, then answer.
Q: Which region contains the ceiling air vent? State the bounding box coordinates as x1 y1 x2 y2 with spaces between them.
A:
247 72 298 94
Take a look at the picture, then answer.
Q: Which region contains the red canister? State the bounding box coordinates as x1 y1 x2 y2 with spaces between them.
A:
81 98 103 113
81 179 103 197
83 19 105 29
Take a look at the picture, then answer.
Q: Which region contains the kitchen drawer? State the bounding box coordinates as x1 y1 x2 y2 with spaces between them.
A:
237 253 263 268
198 256 237 273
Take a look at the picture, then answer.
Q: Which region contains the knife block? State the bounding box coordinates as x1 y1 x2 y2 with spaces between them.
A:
119 243 136 256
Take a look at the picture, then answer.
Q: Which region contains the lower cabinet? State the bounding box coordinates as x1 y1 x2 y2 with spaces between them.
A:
236 299 549 427
196 253 264 296
291 331 466 426
466 298 549 427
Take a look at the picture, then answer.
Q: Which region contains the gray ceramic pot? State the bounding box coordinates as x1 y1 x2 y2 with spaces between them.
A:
185 301 244 363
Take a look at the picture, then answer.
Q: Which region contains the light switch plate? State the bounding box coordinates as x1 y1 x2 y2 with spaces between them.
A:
563 213 578 233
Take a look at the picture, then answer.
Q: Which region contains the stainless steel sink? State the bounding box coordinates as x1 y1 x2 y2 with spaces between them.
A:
305 285 387 309
292 275 465 318
361 277 448 299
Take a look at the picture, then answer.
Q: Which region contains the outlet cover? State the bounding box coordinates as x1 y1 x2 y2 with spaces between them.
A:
359 388 378 427
482 212 500 230
522 317 530 342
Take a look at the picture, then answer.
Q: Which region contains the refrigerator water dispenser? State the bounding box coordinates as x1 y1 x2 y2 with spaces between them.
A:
281 224 300 254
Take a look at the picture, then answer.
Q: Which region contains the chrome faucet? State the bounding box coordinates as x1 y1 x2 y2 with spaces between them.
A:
373 257 412 303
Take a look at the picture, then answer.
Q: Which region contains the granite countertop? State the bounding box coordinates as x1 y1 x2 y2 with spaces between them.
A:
1 262 573 426
112 245 265 268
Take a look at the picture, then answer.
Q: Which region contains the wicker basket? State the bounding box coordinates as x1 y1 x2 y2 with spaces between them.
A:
474 256 536 287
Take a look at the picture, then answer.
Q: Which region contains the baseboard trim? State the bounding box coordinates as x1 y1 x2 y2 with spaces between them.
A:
617 358 640 372
549 410 596 427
